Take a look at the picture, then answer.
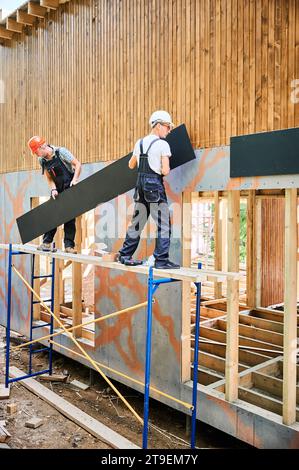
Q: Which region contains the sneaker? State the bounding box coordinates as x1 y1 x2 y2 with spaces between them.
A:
65 247 77 254
154 260 180 269
37 243 51 252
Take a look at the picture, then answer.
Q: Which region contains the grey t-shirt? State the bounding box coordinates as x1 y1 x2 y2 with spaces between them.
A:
38 146 75 174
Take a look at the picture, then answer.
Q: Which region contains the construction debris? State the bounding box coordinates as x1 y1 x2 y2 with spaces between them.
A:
70 379 89 391
40 374 69 383
6 403 17 415
0 425 11 443
25 417 44 429
0 385 10 400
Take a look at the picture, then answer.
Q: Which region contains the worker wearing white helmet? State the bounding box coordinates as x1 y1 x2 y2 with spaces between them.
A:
118 110 180 269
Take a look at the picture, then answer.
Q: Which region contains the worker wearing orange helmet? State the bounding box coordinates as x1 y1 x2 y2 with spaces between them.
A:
28 136 82 253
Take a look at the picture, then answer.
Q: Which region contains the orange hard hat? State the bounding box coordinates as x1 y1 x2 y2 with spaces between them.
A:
27 136 46 154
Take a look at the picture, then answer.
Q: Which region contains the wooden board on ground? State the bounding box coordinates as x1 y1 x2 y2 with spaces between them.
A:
9 367 139 449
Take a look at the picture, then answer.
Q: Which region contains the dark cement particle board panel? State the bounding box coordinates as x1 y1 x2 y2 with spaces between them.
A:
230 127 299 178
17 124 195 243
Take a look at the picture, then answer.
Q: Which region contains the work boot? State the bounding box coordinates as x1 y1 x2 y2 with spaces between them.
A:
37 243 51 252
65 247 77 254
154 260 180 269
118 255 132 264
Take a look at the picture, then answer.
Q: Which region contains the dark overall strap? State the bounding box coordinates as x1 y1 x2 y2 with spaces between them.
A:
138 138 161 175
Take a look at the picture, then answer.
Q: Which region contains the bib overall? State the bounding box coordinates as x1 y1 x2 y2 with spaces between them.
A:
119 139 171 263
42 150 76 248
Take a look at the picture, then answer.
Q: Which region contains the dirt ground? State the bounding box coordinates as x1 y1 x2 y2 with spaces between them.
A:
0 325 251 449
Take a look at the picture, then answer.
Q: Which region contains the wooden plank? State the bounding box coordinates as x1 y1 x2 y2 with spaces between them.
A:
283 188 297 425
255 198 262 307
239 313 283 334
28 2 47 18
252 371 299 403
9 366 139 449
218 318 283 346
246 191 255 307
6 18 23 33
214 191 222 298
72 217 82 338
0 27 13 40
40 0 59 9
181 192 192 382
225 191 240 401
16 10 35 26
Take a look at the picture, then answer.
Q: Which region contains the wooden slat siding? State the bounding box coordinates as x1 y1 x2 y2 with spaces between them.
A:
261 0 268 132
237 0 244 137
243 0 250 136
268 0 275 130
261 198 284 307
226 0 232 141
0 0 299 173
231 0 238 138
287 0 295 129
255 0 262 132
274 0 282 130
281 0 289 131
296 0 299 128
209 0 215 148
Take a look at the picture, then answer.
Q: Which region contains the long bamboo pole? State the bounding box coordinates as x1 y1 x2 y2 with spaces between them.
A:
12 266 144 425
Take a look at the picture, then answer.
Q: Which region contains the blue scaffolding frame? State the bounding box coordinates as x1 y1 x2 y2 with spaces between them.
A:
5 243 55 387
142 264 202 449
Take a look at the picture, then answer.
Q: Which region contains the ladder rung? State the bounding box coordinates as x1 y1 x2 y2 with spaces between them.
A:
31 347 50 354
33 274 53 280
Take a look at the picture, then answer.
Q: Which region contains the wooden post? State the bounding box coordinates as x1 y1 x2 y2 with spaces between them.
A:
246 191 255 308
225 190 240 402
283 188 297 425
72 216 82 338
181 192 191 382
255 198 262 307
214 191 222 298
221 197 228 272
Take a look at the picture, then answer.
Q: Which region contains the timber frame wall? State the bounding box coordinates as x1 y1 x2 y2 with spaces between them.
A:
0 0 299 173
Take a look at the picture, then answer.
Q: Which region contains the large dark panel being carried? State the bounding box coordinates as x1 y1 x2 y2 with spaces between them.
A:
230 127 299 178
17 124 195 243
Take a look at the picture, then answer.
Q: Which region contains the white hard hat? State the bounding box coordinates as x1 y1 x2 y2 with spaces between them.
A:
149 110 174 128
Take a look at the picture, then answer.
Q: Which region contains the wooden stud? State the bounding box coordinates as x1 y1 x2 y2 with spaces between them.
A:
214 191 222 299
16 10 35 26
246 191 255 308
28 2 47 18
6 18 23 34
255 198 262 307
283 188 297 425
72 216 82 338
181 192 192 382
225 190 240 402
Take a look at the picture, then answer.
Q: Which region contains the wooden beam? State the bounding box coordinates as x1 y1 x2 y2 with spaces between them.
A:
225 191 240 402
40 0 59 9
181 192 192 382
255 198 262 307
283 188 297 425
6 18 23 33
28 1 47 18
246 191 255 308
214 191 222 298
0 27 13 40
72 216 82 338
16 10 35 26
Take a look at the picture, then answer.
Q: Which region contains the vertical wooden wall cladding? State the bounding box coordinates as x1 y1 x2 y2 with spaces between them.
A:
261 198 285 306
0 0 298 174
